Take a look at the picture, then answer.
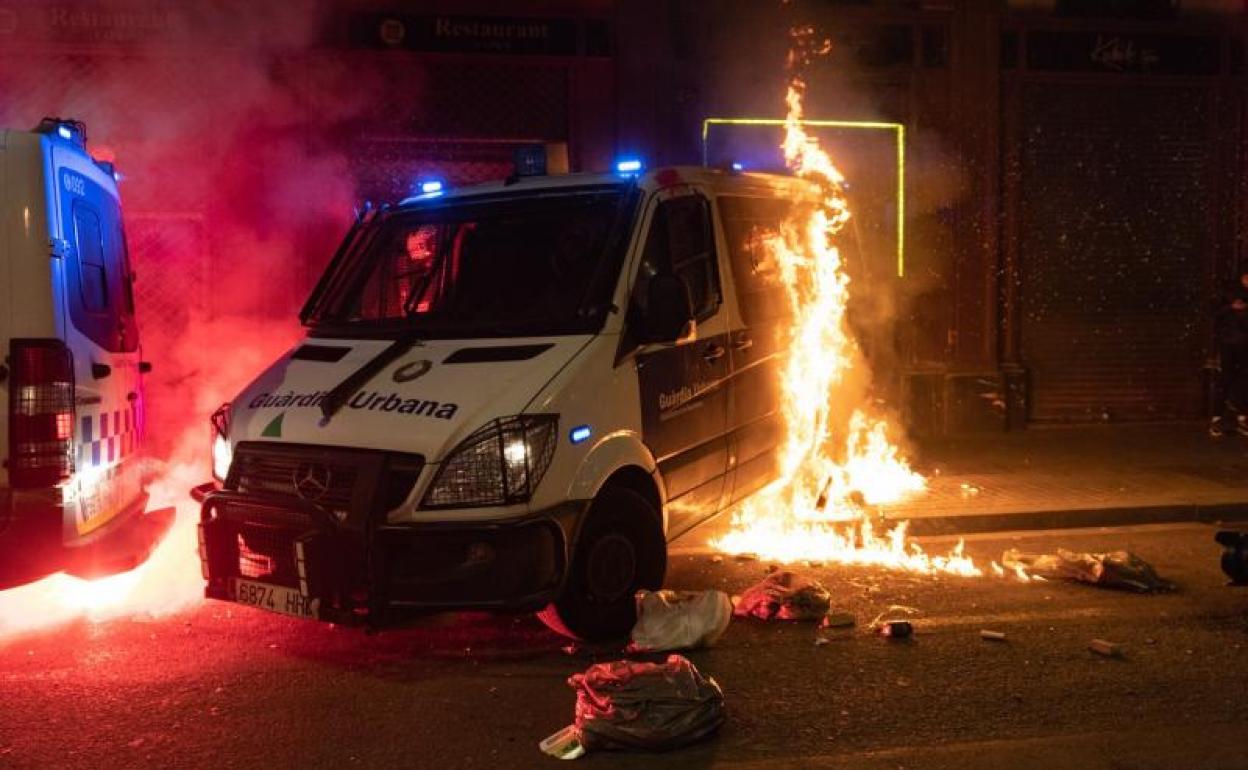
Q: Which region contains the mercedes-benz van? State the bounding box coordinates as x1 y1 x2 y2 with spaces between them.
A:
1 119 169 588
195 160 817 639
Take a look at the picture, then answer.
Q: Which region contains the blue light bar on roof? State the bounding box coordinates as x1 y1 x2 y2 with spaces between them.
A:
615 158 643 175
56 125 73 140
420 180 444 195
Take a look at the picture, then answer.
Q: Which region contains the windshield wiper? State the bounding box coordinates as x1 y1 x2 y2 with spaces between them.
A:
319 333 422 423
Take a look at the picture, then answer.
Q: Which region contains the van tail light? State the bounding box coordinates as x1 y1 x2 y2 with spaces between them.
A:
8 339 76 488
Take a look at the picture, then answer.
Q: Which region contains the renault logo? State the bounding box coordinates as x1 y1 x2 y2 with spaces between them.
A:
293 462 332 501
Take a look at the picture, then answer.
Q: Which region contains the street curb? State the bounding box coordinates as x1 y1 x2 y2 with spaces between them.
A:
892 502 1248 537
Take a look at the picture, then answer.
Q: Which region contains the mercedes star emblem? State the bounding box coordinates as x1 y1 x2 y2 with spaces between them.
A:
293 462 332 501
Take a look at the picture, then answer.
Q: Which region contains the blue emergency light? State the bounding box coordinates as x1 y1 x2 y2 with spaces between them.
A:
56 125 73 140
615 158 643 176
569 425 592 445
731 162 745 171
419 180 444 196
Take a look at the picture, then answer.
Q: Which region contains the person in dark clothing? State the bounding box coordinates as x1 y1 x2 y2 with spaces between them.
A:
1210 272 1248 437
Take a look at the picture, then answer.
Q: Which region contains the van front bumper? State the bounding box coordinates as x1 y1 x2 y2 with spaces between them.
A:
198 487 588 627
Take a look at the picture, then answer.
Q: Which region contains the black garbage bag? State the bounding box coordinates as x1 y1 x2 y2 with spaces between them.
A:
565 654 725 753
1215 530 1248 585
733 570 832 621
1002 548 1174 593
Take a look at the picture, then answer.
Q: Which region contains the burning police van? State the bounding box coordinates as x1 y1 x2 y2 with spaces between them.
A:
195 156 816 639
0 120 168 588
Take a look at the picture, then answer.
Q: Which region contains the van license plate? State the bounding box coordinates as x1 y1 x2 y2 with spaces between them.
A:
229 578 319 620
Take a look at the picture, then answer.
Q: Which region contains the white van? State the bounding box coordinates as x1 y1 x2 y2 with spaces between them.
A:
0 120 168 588
195 159 817 639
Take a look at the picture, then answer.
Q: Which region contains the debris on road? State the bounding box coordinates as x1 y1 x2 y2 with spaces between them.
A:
543 655 724 758
1089 638 1123 658
1001 548 1174 592
878 620 913 639
539 724 586 760
820 611 856 629
1214 530 1248 585
733 571 832 621
628 590 733 653
980 630 1007 642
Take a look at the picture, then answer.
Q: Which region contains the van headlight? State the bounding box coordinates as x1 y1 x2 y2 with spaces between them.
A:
422 415 558 509
210 403 233 482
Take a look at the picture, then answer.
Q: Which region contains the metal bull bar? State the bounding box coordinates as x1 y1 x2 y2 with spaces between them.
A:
198 489 368 626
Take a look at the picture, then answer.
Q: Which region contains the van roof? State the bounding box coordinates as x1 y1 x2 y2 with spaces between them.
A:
396 165 820 209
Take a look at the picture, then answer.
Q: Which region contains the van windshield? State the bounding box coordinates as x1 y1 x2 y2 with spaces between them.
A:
305 186 636 338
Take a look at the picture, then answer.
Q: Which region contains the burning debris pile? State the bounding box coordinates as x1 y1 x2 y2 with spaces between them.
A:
710 29 979 577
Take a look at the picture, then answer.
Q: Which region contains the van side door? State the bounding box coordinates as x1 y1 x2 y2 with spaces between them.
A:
51 146 146 541
633 189 730 539
718 195 793 505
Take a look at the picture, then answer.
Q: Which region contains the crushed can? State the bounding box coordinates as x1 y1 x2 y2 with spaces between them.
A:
879 620 913 639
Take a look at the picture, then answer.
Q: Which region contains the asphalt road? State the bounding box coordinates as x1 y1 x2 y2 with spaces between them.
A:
1 522 1246 770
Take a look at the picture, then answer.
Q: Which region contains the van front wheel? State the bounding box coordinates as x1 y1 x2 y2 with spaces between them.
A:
538 486 666 642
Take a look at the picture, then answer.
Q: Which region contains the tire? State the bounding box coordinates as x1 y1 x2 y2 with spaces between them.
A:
538 485 666 642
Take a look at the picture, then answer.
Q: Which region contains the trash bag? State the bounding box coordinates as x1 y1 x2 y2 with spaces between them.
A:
557 654 725 754
629 590 733 653
1002 548 1174 593
1215 530 1248 585
733 570 831 621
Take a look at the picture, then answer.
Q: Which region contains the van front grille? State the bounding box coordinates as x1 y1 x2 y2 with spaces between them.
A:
232 449 358 511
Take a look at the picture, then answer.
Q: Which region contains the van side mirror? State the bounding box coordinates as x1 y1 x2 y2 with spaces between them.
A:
641 274 695 343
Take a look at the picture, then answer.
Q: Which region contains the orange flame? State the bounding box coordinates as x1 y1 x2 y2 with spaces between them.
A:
711 36 979 577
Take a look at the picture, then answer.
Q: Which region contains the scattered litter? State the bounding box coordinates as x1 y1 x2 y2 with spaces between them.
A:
878 620 912 639
980 630 1007 642
1089 639 1123 658
1001 548 1174 593
539 725 585 760
628 590 733 653
1214 530 1248 585
542 655 724 758
733 571 831 621
820 611 856 629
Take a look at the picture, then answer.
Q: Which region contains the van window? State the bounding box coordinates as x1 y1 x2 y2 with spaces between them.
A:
67 197 139 353
718 196 799 326
635 195 721 322
74 205 109 312
308 187 631 338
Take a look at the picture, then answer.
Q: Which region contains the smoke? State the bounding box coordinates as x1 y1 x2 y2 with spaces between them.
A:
0 0 370 636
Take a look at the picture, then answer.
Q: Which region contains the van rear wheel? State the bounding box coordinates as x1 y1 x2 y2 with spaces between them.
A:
538 486 666 642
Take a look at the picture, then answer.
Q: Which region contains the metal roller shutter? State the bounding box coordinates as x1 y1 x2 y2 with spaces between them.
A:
1019 82 1212 422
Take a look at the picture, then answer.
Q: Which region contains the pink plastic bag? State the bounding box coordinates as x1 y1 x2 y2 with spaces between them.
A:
733 570 831 621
